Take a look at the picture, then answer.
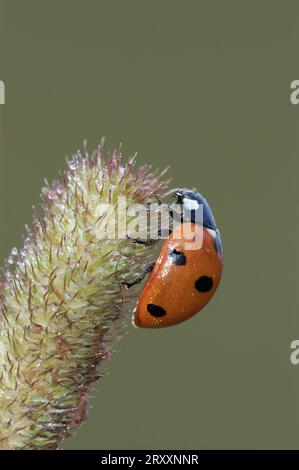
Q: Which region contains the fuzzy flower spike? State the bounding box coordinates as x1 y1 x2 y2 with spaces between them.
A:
0 140 168 450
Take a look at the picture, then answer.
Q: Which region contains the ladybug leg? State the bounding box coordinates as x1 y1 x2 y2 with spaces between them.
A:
155 194 162 205
123 261 155 288
126 234 159 246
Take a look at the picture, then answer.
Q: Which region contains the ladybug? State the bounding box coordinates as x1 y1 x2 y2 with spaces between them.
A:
131 188 223 328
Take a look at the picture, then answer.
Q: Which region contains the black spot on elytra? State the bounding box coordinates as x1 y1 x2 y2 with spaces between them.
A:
169 248 187 266
147 304 166 317
195 276 213 293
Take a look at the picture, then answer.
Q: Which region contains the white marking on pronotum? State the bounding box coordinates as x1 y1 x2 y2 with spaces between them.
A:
207 228 217 239
183 198 200 211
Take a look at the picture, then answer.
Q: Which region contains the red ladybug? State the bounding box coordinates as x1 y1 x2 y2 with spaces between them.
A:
132 189 223 328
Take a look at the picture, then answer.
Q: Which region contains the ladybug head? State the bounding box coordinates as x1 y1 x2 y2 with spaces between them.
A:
173 188 217 231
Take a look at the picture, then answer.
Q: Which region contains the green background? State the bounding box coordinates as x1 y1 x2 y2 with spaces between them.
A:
0 0 299 449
